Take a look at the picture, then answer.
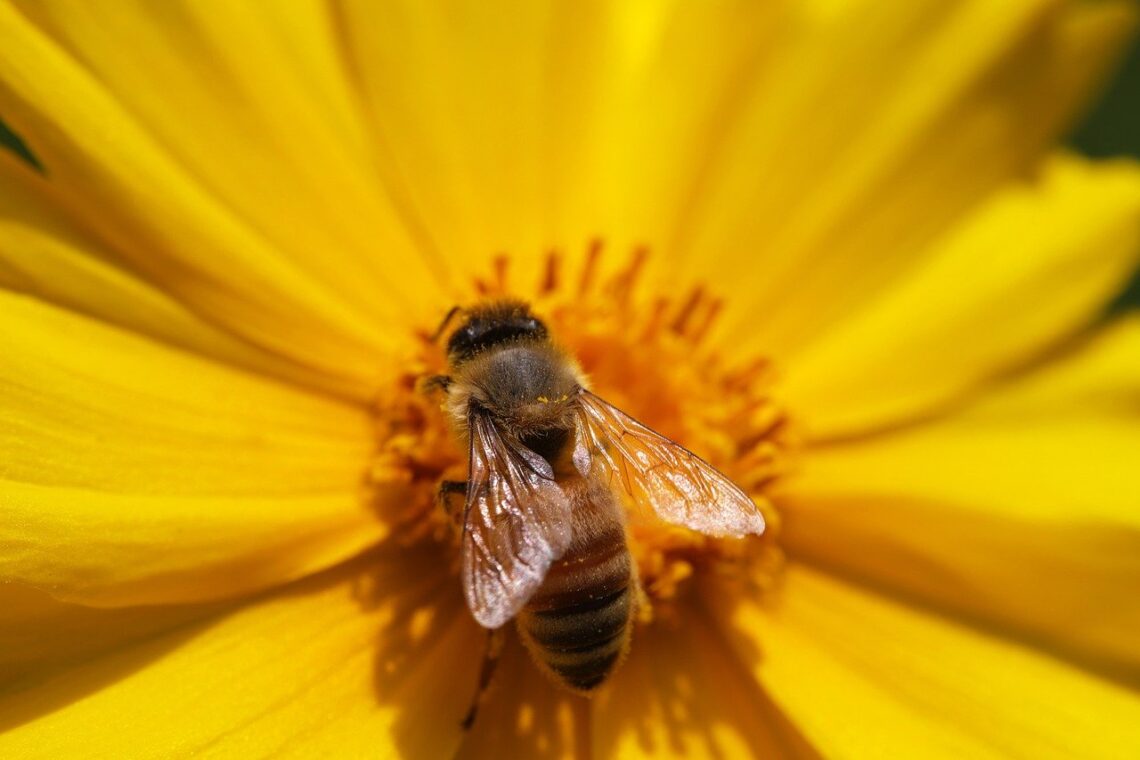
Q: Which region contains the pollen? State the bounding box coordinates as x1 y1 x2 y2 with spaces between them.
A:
369 241 794 618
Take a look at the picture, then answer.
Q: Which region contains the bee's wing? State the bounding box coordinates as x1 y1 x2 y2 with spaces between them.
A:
573 390 764 538
462 408 573 629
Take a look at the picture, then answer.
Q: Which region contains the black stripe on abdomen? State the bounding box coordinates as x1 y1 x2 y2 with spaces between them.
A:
522 582 632 692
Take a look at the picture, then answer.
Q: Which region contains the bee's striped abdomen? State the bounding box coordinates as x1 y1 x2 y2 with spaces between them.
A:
518 522 634 692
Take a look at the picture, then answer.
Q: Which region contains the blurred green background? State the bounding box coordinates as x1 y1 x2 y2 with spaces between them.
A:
1074 39 1140 310
2 38 1139 307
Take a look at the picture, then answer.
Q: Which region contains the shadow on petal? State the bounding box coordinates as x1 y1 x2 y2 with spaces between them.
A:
359 543 595 758
0 588 233 733
593 594 818 759
356 543 484 758
455 633 591 760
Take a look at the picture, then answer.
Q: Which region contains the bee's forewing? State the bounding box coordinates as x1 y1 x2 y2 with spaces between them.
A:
573 390 765 538
462 409 573 629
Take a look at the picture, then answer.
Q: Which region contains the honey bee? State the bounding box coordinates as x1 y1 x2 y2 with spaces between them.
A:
424 300 764 726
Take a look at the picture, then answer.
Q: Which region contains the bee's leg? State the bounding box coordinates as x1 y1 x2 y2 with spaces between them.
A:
420 374 452 396
437 480 468 527
460 627 506 731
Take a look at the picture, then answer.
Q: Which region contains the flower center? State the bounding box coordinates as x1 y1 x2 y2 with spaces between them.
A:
369 242 793 621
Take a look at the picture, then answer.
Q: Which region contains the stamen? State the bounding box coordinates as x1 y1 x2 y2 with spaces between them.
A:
670 285 705 337
690 296 724 344
577 239 603 296
608 245 648 305
493 254 510 293
540 250 561 295
639 297 670 342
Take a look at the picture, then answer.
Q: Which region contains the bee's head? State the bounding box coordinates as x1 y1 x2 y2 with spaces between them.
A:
446 300 548 365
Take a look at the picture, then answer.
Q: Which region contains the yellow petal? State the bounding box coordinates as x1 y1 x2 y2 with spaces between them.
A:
340 0 583 285
780 317 1140 674
12 0 446 318
0 585 228 692
0 292 388 606
0 151 364 398
593 611 818 759
709 565 1140 759
340 0 789 287
0 550 481 758
0 1 429 390
784 153 1140 438
699 0 1136 360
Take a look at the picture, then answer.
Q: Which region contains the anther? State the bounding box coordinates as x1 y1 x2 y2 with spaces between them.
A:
578 239 603 296
493 254 510 292
640 297 670 341
610 245 649 305
690 296 724 344
670 286 706 336
541 251 561 295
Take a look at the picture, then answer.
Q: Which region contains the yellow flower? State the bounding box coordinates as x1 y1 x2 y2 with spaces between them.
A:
2 1 1140 757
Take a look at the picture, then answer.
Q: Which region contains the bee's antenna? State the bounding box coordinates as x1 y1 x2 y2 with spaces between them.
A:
430 305 463 343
